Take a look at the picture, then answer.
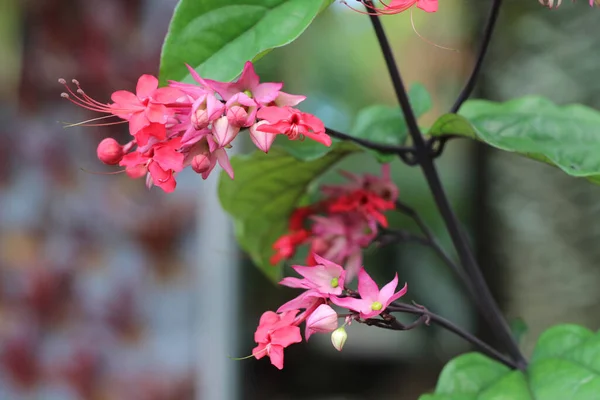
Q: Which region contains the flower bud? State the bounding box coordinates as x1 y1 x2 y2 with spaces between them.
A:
191 154 212 174
331 326 347 352
305 304 338 340
212 116 240 148
96 138 123 165
249 121 276 153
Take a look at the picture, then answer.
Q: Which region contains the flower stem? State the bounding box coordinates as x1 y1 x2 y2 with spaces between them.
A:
450 0 504 113
386 303 518 370
363 1 526 369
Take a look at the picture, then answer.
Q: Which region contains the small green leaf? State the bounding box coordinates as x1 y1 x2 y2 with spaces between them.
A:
160 0 333 84
218 143 360 282
429 97 600 185
509 318 528 345
420 324 600 400
350 83 432 163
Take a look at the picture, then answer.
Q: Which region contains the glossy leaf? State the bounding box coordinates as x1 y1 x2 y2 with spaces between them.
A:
218 143 360 282
160 0 333 84
429 97 600 185
420 324 600 400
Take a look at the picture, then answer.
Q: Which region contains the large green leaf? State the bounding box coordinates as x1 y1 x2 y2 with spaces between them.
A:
419 324 600 400
218 143 360 282
429 97 600 185
160 0 333 84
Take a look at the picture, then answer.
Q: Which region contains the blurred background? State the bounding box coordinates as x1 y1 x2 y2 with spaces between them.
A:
1 0 599 399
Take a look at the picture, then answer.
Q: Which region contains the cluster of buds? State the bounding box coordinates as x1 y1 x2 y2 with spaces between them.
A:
538 0 599 8
60 62 331 192
253 255 407 369
271 165 399 281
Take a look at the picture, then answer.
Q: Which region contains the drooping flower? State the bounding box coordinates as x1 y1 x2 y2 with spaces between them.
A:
331 267 407 319
257 106 332 147
252 310 302 370
305 304 338 340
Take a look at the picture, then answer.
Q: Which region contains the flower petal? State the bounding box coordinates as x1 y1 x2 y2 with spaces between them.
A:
329 296 371 315
270 325 302 348
357 267 379 301
253 82 283 105
268 345 285 370
136 74 159 99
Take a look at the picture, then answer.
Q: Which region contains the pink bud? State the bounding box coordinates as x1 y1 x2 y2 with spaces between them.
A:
305 304 338 340
192 108 210 130
97 138 123 165
226 106 249 127
212 116 240 148
249 121 277 153
191 154 212 174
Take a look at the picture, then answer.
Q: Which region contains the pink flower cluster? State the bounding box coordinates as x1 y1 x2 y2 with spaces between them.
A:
271 165 399 280
253 254 407 369
60 62 331 192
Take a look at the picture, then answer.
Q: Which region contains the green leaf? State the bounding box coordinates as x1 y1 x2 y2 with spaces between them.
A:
350 83 432 163
419 324 600 400
160 0 333 84
218 143 359 282
429 97 600 185
510 318 529 345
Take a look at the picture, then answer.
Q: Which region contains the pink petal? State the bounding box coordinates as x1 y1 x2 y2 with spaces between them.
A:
416 0 438 12
111 90 143 109
301 112 325 134
148 162 176 193
153 145 184 173
378 273 399 305
344 251 363 282
145 103 169 124
256 106 291 124
258 311 280 327
357 267 379 302
268 345 285 370
152 87 185 103
212 116 240 148
303 130 332 147
386 282 408 306
135 123 166 147
214 148 234 179
252 343 268 360
270 325 302 348
129 111 150 136
329 296 372 316
275 91 306 107
185 64 211 88
253 82 283 105
238 61 260 92
136 74 159 99
256 121 290 135
279 277 312 290
305 304 338 340
277 291 323 313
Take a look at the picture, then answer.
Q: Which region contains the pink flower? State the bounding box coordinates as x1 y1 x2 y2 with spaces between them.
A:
279 255 346 296
305 304 338 340
225 92 258 127
277 290 325 314
252 310 302 370
331 267 407 319
190 92 225 130
119 137 185 193
110 74 184 136
204 61 283 105
257 106 331 147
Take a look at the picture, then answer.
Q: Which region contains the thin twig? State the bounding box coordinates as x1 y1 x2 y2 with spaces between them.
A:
325 127 416 155
450 0 503 113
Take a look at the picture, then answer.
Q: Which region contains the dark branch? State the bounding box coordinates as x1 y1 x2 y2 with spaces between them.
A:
363 0 526 367
325 127 415 155
386 303 518 370
450 0 503 113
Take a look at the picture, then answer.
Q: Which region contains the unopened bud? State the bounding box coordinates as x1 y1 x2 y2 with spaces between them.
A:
96 138 123 165
191 154 212 174
331 326 347 352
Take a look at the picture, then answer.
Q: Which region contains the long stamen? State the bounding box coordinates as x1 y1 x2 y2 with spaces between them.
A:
410 10 458 52
60 114 123 128
79 167 127 175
